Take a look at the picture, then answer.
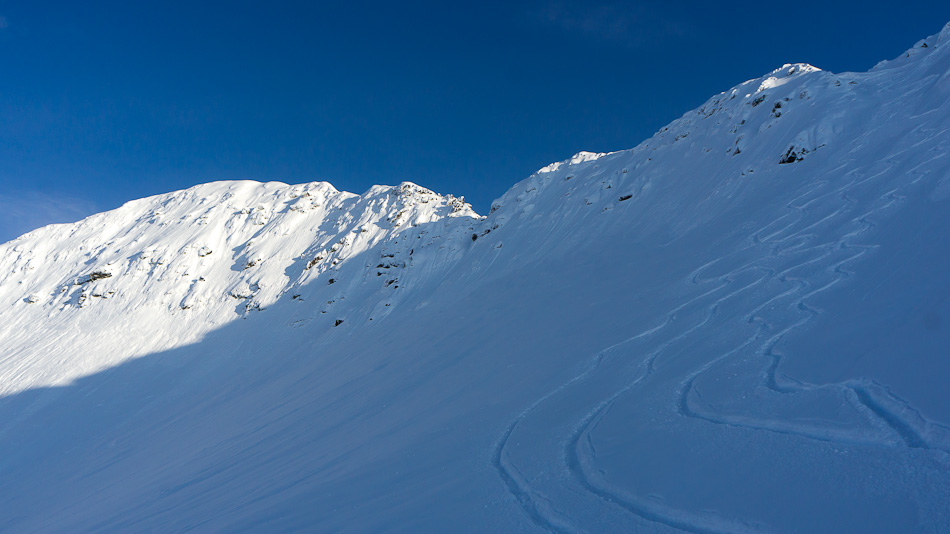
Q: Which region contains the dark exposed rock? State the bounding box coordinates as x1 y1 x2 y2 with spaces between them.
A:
779 146 807 164
76 271 113 285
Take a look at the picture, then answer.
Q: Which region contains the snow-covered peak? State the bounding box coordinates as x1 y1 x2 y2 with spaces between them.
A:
754 63 822 92
486 60 835 236
536 151 609 174
0 179 479 394
485 29 945 251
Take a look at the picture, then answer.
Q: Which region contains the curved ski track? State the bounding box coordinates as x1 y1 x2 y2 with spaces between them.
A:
493 154 950 532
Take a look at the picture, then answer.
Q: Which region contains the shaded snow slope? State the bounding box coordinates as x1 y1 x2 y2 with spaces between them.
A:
2 22 950 533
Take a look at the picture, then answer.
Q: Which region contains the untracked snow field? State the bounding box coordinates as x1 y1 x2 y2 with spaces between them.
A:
1 22 950 534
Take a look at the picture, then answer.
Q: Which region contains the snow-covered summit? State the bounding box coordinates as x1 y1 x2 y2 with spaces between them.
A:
535 151 610 174
0 179 479 394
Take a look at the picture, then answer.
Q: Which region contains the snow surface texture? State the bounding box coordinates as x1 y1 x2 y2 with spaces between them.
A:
2 22 950 533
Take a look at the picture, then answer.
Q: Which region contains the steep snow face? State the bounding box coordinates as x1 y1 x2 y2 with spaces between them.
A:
2 23 950 534
0 180 478 394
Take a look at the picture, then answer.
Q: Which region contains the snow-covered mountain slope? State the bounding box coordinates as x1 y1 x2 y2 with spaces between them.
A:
2 22 950 533
0 180 478 395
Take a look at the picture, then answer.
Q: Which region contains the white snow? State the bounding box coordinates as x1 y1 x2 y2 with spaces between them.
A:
536 150 609 174
2 22 950 533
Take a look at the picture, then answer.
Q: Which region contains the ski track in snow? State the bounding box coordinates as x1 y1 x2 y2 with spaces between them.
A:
494 142 950 531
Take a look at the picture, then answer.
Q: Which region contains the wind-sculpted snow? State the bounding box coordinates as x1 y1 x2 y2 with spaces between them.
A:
1 22 950 533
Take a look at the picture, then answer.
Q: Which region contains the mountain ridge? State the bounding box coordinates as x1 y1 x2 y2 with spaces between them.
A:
2 21 950 532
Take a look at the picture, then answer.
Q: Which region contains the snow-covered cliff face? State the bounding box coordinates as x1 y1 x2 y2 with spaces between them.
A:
1 22 950 534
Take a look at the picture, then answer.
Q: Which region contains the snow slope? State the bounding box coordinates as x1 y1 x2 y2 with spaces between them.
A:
2 22 950 533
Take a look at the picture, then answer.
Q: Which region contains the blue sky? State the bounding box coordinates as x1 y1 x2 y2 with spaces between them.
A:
1 1 949 243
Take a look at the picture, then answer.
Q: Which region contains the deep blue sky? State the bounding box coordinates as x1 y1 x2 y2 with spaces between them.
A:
2 1 949 242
